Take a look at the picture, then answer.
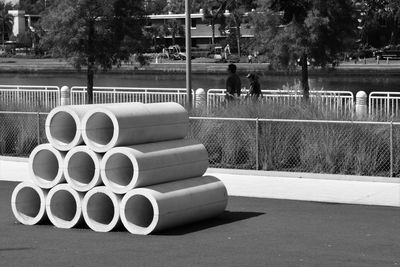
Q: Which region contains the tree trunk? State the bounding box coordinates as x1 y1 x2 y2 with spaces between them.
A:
87 19 95 104
211 19 215 45
236 25 240 57
87 63 94 104
301 52 309 102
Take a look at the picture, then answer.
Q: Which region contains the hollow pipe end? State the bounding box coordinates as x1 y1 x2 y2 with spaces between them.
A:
120 189 159 235
45 106 83 151
46 184 83 229
29 144 65 189
11 182 47 225
81 108 119 153
64 146 102 192
101 147 139 194
82 186 121 232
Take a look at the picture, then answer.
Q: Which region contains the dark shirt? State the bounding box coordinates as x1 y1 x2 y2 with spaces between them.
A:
249 80 261 97
226 73 241 96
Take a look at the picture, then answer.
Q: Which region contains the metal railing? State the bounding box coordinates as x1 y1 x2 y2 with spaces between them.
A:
207 89 354 117
369 92 400 119
70 86 194 106
2 84 400 120
1 110 399 178
0 85 60 111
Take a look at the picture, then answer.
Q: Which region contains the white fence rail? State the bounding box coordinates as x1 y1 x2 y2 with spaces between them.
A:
207 89 354 117
3 84 400 120
0 85 59 111
70 86 194 106
369 92 400 118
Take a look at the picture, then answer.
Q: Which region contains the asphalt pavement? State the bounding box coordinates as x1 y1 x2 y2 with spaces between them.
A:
1 181 400 267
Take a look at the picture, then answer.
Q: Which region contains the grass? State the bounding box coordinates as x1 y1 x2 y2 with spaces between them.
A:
189 97 398 177
1 94 399 177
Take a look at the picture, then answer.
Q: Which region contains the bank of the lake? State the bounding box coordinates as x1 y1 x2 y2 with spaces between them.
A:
2 57 400 76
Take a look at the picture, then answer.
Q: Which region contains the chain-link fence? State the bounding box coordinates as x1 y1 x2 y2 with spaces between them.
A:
1 111 399 178
0 111 48 157
189 117 400 178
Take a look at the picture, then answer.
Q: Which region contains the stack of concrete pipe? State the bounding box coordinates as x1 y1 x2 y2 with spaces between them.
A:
11 102 228 235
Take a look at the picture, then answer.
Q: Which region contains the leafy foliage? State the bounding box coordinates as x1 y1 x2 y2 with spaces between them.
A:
38 0 147 103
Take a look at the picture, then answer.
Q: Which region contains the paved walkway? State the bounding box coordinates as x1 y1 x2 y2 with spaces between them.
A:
2 156 399 207
1 180 399 266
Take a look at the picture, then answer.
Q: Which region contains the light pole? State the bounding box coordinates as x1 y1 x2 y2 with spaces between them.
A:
185 0 192 110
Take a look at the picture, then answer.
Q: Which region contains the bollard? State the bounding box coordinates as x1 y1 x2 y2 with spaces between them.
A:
355 91 368 119
60 86 71 106
195 88 206 109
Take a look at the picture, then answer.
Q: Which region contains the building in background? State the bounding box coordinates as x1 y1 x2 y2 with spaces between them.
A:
148 9 254 50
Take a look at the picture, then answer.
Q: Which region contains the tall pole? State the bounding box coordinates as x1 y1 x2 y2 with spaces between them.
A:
185 0 193 110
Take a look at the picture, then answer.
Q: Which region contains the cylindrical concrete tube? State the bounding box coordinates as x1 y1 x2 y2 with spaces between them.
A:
11 182 48 225
46 184 84 229
45 104 95 151
82 186 122 232
101 139 209 194
120 176 228 235
64 146 103 192
29 144 66 189
81 102 189 153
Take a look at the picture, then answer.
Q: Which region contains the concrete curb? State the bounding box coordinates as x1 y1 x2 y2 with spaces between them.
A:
2 156 399 207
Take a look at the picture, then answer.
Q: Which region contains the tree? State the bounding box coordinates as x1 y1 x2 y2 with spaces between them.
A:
143 24 165 50
0 1 14 49
164 0 203 14
225 0 245 57
17 0 46 14
221 0 257 57
251 0 356 101
162 18 185 45
201 0 226 45
355 0 400 48
144 0 168 15
39 0 147 104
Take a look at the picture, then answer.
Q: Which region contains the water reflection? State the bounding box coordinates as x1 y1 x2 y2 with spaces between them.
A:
0 72 398 95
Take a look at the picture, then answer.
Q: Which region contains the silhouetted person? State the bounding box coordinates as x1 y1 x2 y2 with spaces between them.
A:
225 64 241 103
246 73 262 101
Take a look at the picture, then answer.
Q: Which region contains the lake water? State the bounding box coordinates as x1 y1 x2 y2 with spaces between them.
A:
0 72 399 95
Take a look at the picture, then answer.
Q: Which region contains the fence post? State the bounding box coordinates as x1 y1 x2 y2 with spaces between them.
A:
195 88 206 109
255 118 259 170
37 112 40 146
355 91 367 119
60 86 70 106
390 121 393 177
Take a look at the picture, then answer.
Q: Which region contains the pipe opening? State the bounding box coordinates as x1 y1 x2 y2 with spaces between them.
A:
86 193 114 225
124 195 154 228
15 187 41 218
49 111 77 145
85 113 114 147
68 152 95 186
104 153 134 188
32 150 59 182
50 190 77 222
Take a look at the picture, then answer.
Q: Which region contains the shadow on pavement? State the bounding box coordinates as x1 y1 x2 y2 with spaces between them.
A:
156 210 264 235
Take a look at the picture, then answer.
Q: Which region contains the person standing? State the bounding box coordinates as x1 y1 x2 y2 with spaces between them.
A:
246 73 262 101
225 63 241 102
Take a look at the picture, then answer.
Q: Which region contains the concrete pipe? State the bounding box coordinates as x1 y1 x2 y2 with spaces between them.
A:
46 184 84 229
82 186 122 232
64 146 103 192
101 139 209 194
120 176 228 235
81 102 189 153
29 144 66 189
45 104 95 151
11 182 48 225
